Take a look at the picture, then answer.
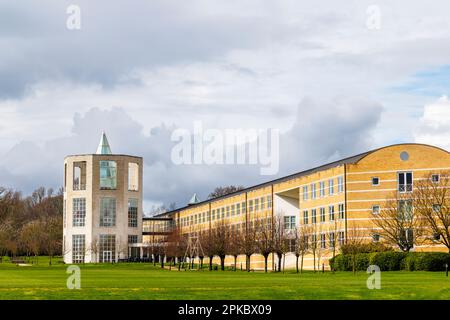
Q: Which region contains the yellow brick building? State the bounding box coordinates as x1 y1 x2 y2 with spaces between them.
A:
143 143 450 270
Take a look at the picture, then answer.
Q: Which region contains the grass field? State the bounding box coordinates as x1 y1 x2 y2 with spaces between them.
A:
0 258 449 300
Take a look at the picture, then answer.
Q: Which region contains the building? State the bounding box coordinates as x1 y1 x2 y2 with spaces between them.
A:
63 133 143 263
144 143 450 270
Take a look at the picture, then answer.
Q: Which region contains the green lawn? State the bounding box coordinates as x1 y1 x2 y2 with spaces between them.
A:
0 260 449 300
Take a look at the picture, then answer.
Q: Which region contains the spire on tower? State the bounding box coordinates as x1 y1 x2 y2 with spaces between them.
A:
96 132 112 155
188 193 200 205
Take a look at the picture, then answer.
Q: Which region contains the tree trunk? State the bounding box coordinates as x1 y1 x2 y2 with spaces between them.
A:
246 255 251 272
277 254 282 272
209 256 213 271
234 256 237 271
264 255 268 273
220 255 225 271
296 255 299 273
300 255 304 274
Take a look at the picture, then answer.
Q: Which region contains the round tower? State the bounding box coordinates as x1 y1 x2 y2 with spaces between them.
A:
63 133 143 263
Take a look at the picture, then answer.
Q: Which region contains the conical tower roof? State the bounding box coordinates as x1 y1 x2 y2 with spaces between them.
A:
188 193 200 205
96 132 112 155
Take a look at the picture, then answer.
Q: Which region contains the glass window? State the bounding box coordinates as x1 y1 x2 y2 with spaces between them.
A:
72 234 85 263
311 209 317 224
226 206 230 217
255 199 259 212
329 232 335 248
100 197 116 227
398 172 413 192
284 216 296 229
128 163 139 191
303 210 309 225
372 205 380 215
311 183 316 199
99 234 116 263
73 161 86 191
242 202 246 213
319 181 325 197
260 197 265 210
398 200 413 221
267 195 272 208
128 235 139 259
338 176 344 193
221 208 225 219
372 177 379 186
128 199 138 227
338 203 345 219
303 186 308 201
100 161 117 190
431 174 440 183
372 234 380 242
320 234 326 249
236 203 240 215
338 231 345 246
72 198 86 227
329 179 334 195
320 207 326 222
329 205 335 221
249 200 254 212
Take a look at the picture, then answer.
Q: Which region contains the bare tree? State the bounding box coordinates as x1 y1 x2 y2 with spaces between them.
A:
414 172 450 252
228 227 243 271
20 220 44 264
273 214 289 272
212 220 229 271
41 216 62 265
255 217 274 273
208 186 245 199
200 229 216 271
294 225 309 273
371 191 423 252
242 222 256 272
343 223 366 274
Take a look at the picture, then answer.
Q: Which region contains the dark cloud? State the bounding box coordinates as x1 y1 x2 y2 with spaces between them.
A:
0 99 382 210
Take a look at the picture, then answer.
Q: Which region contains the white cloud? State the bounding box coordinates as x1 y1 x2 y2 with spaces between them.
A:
414 96 450 150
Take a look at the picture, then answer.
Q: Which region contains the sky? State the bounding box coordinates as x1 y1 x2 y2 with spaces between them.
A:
1 0 450 213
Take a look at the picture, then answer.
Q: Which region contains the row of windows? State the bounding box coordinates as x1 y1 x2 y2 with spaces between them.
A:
180 196 273 227
302 176 344 201
68 197 139 228
303 203 345 224
66 161 139 192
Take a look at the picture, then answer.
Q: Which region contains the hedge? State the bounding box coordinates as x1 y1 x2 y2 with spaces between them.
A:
330 252 450 272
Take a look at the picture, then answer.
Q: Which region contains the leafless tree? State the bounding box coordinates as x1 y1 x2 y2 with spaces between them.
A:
242 222 256 272
343 222 366 274
294 225 309 273
273 214 289 272
255 217 274 273
371 191 423 252
208 186 245 199
414 172 450 252
228 226 243 271
212 220 229 271
20 220 44 264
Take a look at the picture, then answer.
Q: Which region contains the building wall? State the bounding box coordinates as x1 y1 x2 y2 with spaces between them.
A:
64 154 143 263
152 144 450 271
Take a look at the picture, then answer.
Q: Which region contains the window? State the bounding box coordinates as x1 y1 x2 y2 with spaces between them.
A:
221 208 225 219
338 203 345 219
99 234 116 263
338 176 344 193
398 172 413 192
398 200 413 221
231 205 235 216
303 210 309 225
128 163 139 191
372 205 380 215
212 209 216 221
320 207 326 223
432 174 440 183
128 199 138 227
338 231 345 246
242 202 246 213
311 209 317 224
320 234 326 249
226 206 230 217
72 234 85 263
372 177 379 186
372 234 380 242
249 200 254 212
284 216 296 230
329 179 334 195
72 198 86 227
329 232 335 248
311 183 316 199
260 197 265 210
73 161 86 190
329 205 335 221
128 235 139 259
236 203 240 215
303 186 308 201
99 161 117 190
433 204 441 213
319 181 325 197
100 197 116 227
255 199 259 211
267 195 272 208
